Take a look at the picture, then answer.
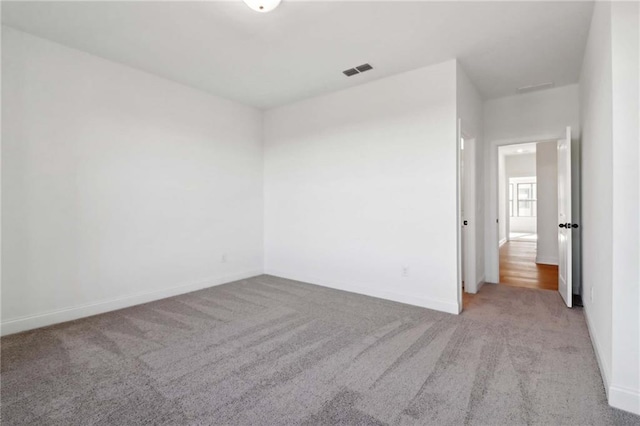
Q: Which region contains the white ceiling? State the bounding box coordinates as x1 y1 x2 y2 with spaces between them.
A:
2 1 594 109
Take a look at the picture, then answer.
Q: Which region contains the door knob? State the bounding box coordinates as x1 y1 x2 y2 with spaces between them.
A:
560 223 579 229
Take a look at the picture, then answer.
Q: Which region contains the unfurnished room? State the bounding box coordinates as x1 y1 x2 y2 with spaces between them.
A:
1 1 639 425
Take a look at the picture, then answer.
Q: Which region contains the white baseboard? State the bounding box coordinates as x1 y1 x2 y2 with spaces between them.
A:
265 269 459 315
499 238 507 247
535 256 559 265
464 275 486 295
584 304 611 394
609 385 640 415
0 269 263 337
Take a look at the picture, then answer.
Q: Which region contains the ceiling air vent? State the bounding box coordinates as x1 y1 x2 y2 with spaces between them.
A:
517 82 554 94
343 68 359 77
343 63 373 77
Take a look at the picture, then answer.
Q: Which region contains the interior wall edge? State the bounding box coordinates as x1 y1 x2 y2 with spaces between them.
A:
608 385 640 416
264 270 460 315
0 269 264 337
535 256 559 266
584 303 611 395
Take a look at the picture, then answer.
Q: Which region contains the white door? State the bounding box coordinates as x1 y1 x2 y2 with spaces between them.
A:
557 126 572 307
460 135 477 294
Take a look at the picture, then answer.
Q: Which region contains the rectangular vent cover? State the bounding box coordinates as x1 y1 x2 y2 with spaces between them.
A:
343 68 359 77
517 82 554 94
343 63 373 77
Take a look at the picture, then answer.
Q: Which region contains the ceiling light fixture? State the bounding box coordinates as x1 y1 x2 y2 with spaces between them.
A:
243 0 281 13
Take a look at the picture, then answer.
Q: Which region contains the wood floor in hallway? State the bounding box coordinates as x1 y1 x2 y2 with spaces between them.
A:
499 240 558 290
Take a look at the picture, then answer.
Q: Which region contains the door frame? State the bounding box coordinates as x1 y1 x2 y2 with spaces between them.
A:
463 137 477 292
457 120 477 311
485 133 562 283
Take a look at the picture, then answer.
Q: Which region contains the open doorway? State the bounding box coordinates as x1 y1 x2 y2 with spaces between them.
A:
487 128 579 308
497 142 559 291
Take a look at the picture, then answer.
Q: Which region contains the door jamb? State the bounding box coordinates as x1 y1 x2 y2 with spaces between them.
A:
457 121 477 311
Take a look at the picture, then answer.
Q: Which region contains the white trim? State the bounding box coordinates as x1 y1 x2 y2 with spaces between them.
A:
609 385 640 415
0 270 263 336
535 256 559 265
491 134 562 147
499 238 508 247
463 137 478 294
456 119 464 314
584 305 611 394
265 269 460 315
465 275 486 296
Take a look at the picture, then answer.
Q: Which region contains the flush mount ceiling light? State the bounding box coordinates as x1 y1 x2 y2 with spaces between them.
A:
243 0 281 13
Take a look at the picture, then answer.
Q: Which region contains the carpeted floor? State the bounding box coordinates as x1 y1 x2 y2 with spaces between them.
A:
2 275 638 425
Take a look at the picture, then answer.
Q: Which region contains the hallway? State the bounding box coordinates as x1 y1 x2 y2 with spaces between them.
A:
499 240 558 290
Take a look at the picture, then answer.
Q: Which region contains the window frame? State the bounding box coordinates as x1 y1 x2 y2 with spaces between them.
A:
508 177 537 218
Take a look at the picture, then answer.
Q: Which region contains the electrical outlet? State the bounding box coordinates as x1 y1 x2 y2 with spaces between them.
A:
402 266 409 277
221 254 227 263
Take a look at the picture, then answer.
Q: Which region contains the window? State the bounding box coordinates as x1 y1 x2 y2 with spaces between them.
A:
509 183 514 217
517 183 536 217
509 181 536 217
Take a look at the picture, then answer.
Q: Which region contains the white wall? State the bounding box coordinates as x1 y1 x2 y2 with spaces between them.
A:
264 60 460 314
484 84 579 283
580 1 640 415
1 27 264 335
484 84 580 144
536 141 558 265
580 0 614 401
456 62 485 292
609 1 639 414
505 153 536 178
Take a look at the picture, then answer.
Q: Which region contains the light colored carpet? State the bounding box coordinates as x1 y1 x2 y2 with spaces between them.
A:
2 275 638 425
